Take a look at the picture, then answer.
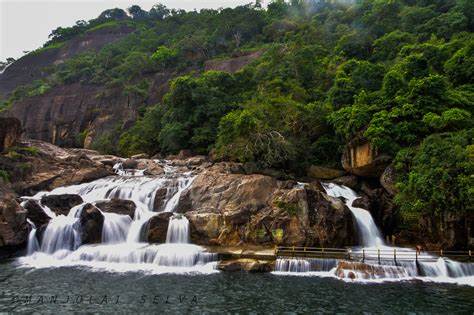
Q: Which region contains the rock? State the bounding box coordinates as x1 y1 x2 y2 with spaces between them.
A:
352 196 371 210
79 203 104 244
147 212 174 243
5 139 113 196
122 158 138 169
204 50 263 73
341 137 391 177
380 165 397 196
0 117 22 152
40 194 83 216
23 199 51 227
153 187 169 212
332 175 359 190
307 165 345 180
335 261 406 280
177 163 356 247
131 153 149 159
217 259 273 272
0 192 28 247
136 159 164 176
95 199 136 218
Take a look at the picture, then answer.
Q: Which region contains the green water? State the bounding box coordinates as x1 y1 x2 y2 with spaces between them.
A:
0 260 473 313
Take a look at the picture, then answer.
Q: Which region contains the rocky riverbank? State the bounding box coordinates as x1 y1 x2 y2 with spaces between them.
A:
0 121 472 259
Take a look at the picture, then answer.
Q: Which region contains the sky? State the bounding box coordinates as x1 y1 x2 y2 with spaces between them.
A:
0 0 266 62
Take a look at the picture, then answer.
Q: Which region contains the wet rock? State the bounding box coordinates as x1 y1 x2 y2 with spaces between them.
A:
0 117 22 152
136 160 164 176
332 175 359 190
41 194 83 216
307 165 345 180
147 212 174 243
153 187 169 212
0 192 28 247
95 199 136 218
122 158 138 169
79 203 104 244
352 196 371 210
217 259 273 272
23 199 51 227
186 212 224 245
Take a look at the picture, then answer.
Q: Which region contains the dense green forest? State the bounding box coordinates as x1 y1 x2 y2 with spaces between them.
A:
3 0 474 223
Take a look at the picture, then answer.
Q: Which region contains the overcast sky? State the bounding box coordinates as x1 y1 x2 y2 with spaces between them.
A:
0 0 266 62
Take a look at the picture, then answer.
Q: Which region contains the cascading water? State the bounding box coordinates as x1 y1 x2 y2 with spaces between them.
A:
19 161 217 274
26 219 39 255
322 183 385 247
274 182 474 286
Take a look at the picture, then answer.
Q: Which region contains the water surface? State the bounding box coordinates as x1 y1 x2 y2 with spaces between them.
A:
1 261 473 314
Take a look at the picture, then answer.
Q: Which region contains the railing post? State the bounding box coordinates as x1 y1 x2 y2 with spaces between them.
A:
378 249 381 265
440 249 443 257
469 250 472 262
415 249 418 263
394 248 397 265
362 249 365 263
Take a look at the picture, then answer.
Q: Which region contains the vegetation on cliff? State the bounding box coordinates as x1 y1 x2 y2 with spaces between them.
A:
3 0 473 226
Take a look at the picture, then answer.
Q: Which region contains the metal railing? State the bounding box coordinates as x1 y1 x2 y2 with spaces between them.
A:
275 246 473 263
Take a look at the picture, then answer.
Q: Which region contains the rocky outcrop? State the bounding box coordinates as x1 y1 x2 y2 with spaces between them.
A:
380 165 397 196
41 194 83 216
0 139 113 195
79 203 104 244
23 199 50 227
146 212 173 243
0 117 22 152
204 50 263 73
95 199 136 219
217 259 273 272
0 25 135 98
177 163 356 247
0 185 28 248
307 165 345 180
341 138 391 177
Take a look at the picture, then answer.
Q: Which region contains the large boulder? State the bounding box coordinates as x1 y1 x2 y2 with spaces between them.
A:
79 203 104 244
341 137 391 177
146 212 174 243
307 165 345 180
40 194 83 216
95 199 136 218
0 117 22 152
0 192 28 247
23 199 51 227
177 163 356 247
217 259 273 272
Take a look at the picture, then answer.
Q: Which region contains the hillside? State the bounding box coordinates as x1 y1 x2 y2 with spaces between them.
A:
0 0 473 248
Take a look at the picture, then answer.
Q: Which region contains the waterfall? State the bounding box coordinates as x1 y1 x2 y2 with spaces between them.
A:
101 212 132 244
19 160 217 274
322 183 385 247
39 204 84 254
166 216 190 243
26 219 39 255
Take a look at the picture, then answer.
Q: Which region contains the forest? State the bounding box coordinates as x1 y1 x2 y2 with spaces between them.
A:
2 0 473 227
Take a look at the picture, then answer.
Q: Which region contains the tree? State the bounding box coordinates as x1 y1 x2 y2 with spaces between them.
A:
128 5 148 20
149 3 170 20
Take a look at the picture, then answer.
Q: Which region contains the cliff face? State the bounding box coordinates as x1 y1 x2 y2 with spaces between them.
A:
0 25 134 98
3 50 262 148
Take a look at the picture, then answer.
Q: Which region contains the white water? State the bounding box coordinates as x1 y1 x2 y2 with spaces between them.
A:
19 161 217 274
322 183 385 247
274 182 474 286
26 219 39 255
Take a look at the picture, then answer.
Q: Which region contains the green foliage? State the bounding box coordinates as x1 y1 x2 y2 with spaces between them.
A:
0 170 10 183
394 130 473 222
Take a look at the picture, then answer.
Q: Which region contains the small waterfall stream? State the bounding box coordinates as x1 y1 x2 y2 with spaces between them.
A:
274 182 474 286
19 161 217 274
